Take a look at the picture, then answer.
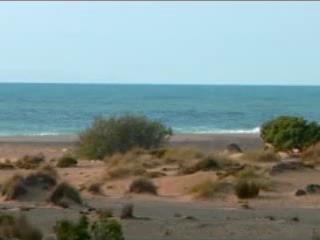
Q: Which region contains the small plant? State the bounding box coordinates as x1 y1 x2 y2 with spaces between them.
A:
0 214 43 240
128 177 157 195
91 217 124 240
261 116 320 151
235 179 260 199
15 153 45 169
190 180 232 199
78 115 172 159
48 182 82 207
54 215 90 240
120 203 134 219
56 155 78 168
87 182 103 195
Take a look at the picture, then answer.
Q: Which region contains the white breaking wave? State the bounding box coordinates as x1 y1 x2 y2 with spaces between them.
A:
174 127 260 134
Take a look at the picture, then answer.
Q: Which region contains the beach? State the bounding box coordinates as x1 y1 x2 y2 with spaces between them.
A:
1 133 320 240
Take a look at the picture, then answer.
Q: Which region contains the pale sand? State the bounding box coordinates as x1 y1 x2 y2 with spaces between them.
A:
1 133 320 240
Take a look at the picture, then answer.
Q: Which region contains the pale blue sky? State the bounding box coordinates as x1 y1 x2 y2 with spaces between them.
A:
0 2 319 85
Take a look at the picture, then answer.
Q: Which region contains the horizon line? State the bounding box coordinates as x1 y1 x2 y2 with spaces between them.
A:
0 82 319 87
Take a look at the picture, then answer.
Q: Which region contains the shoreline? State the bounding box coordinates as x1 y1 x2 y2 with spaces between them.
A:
0 133 263 151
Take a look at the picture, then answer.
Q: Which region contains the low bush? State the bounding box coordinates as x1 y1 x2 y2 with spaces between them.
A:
48 182 82 207
261 116 320 151
15 153 45 169
128 177 157 195
0 214 43 240
55 215 124 240
190 180 232 199
54 215 90 240
235 179 260 199
120 203 134 219
78 115 172 159
56 155 78 168
1 174 26 200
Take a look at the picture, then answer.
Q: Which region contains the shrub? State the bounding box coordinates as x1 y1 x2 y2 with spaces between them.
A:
87 182 103 195
48 182 82 207
1 174 26 200
15 153 45 169
54 215 90 240
0 214 43 240
302 143 320 165
120 203 134 219
128 177 157 194
261 116 320 151
56 155 78 168
91 217 124 240
78 115 172 159
235 179 260 199
54 215 124 240
0 159 15 170
190 180 232 199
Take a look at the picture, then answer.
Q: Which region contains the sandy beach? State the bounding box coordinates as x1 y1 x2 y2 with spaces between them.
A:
1 133 320 240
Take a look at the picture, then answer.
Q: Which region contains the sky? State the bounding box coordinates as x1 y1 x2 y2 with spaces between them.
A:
0 2 319 85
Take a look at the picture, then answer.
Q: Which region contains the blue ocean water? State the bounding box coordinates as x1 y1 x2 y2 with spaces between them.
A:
0 83 319 136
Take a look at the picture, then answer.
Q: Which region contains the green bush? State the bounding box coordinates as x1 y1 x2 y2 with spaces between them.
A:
261 116 320 151
235 180 260 199
78 115 172 159
55 215 124 240
56 155 78 168
54 215 90 240
91 218 124 240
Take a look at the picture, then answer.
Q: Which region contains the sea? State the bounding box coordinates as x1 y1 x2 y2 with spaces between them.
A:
0 83 319 136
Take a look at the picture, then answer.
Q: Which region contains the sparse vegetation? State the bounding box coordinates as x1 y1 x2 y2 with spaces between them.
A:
241 150 280 162
128 177 157 195
15 153 45 169
0 159 15 169
56 155 78 168
302 143 320 165
87 182 103 195
107 166 146 179
261 116 320 151
54 215 90 240
235 179 260 199
190 179 232 199
0 214 43 240
48 182 82 207
162 147 204 164
78 115 172 159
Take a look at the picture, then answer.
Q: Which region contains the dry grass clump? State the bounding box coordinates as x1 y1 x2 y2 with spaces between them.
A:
1 174 26 200
162 147 204 164
180 154 239 175
15 153 45 169
1 166 59 200
128 177 157 195
302 143 320 165
56 155 78 168
190 179 233 199
0 214 43 240
48 182 82 207
235 179 260 199
107 166 146 179
241 150 280 162
235 167 273 191
0 159 15 170
87 182 103 195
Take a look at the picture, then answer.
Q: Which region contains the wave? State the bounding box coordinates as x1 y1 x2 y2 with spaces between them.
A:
174 127 261 134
